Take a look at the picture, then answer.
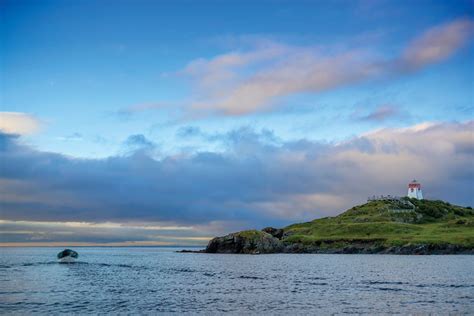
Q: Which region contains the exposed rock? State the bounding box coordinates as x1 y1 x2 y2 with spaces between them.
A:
261 227 284 239
177 249 205 253
205 230 283 254
179 199 474 255
381 243 474 255
278 242 474 255
180 240 473 255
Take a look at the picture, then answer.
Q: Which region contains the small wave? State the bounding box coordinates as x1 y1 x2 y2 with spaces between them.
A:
172 268 198 273
377 287 403 292
58 261 89 265
306 276 327 280
447 284 474 288
16 261 147 270
366 281 408 285
94 263 134 269
11 302 46 306
238 275 265 280
20 261 58 267
16 261 85 268
405 300 437 304
414 283 474 289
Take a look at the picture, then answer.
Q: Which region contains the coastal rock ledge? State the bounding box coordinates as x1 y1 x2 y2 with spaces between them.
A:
200 229 474 255
179 199 474 255
206 230 283 254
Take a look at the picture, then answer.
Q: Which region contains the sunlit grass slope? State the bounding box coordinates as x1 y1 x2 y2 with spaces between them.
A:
283 199 474 248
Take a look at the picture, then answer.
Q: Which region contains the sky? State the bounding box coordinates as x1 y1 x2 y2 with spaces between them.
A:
0 0 473 246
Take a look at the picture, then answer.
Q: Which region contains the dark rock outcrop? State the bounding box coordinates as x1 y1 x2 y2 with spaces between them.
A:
381 243 474 255
205 230 283 254
278 242 474 255
261 227 284 239
193 237 474 255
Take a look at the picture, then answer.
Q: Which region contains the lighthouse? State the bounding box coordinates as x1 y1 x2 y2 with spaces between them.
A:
407 180 423 199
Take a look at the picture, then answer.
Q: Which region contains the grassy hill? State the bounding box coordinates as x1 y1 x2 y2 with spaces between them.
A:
203 198 474 254
282 198 474 249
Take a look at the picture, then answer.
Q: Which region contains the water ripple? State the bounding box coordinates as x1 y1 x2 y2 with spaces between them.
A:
1 248 473 314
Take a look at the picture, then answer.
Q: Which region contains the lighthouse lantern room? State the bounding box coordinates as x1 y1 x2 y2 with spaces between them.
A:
407 180 423 200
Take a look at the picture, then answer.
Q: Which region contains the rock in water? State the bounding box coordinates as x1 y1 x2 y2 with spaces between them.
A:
205 230 283 254
57 249 79 263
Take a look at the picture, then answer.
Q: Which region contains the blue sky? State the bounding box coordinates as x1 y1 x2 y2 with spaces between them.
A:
0 0 473 245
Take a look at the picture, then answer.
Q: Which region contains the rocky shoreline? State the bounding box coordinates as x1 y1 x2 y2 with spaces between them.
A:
180 228 474 255
180 199 474 255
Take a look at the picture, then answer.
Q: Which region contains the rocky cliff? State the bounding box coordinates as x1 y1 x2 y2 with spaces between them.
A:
199 198 474 255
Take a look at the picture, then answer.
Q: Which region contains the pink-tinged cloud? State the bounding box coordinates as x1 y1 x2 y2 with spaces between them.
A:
358 104 400 121
0 112 42 135
145 18 473 117
401 18 474 69
182 42 289 90
192 51 385 115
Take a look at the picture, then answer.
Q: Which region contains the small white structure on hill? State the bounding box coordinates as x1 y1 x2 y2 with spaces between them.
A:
407 179 423 199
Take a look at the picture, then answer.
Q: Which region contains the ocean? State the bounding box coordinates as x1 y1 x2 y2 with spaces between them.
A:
1 247 473 314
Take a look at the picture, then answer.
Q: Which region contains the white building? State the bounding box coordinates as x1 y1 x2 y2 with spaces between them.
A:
407 179 423 199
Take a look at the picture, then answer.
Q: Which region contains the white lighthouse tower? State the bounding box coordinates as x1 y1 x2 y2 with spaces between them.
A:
407 179 423 199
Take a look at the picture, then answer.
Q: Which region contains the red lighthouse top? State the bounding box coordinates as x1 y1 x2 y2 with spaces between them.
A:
408 180 421 189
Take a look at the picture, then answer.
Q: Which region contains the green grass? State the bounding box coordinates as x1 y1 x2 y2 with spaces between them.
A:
282 199 474 248
237 230 267 239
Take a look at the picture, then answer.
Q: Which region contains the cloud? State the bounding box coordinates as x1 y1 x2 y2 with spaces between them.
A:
202 18 472 115
57 132 83 142
124 134 154 148
192 50 384 115
182 42 289 91
401 18 474 70
121 102 173 114
357 104 400 121
123 134 157 154
130 18 473 117
0 219 213 246
0 112 42 135
0 120 473 244
176 126 203 139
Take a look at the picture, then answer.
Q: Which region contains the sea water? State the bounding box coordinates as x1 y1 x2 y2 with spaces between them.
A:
1 247 473 314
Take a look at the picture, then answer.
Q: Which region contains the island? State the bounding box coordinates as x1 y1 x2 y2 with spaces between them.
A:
189 198 474 255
